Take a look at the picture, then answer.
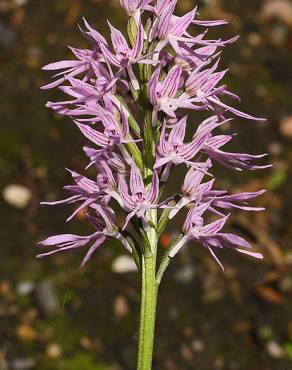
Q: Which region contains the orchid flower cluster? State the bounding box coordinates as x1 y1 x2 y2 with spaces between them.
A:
39 1 268 273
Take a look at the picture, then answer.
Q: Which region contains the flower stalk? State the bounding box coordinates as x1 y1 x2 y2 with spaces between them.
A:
136 208 158 370
137 248 158 370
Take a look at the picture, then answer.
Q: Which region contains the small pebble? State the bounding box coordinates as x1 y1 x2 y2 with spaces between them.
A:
45 343 62 359
266 340 284 358
191 339 205 352
247 32 262 47
16 325 37 341
16 281 34 296
2 185 31 209
80 336 93 350
112 255 137 273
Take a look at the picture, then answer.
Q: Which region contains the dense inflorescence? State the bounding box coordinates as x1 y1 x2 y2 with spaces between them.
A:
38 0 269 269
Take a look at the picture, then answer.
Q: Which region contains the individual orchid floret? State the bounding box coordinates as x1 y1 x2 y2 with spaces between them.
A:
208 190 266 215
37 205 131 266
170 166 266 220
174 44 219 72
169 203 263 270
41 47 95 90
95 160 126 207
100 23 152 90
202 134 271 171
151 3 237 54
37 232 107 266
154 116 223 171
41 169 104 222
75 112 135 167
45 76 111 118
78 18 108 50
148 65 184 121
168 160 213 219
153 6 197 53
98 106 130 143
185 59 266 122
118 163 159 229
148 64 214 122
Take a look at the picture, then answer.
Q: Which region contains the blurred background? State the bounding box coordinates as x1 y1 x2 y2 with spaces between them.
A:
1 0 292 369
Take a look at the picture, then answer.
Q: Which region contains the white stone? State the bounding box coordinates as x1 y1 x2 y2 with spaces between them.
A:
266 341 284 358
191 339 205 353
2 184 32 209
112 255 137 273
16 281 34 296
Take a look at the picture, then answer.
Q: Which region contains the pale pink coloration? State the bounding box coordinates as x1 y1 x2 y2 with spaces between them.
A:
37 206 131 266
118 164 160 229
39 0 267 267
169 204 263 270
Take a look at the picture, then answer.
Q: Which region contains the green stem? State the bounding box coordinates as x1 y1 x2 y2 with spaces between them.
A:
137 255 158 370
137 210 158 370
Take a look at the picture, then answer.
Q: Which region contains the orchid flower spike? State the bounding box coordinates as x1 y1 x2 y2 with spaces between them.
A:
40 0 268 273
